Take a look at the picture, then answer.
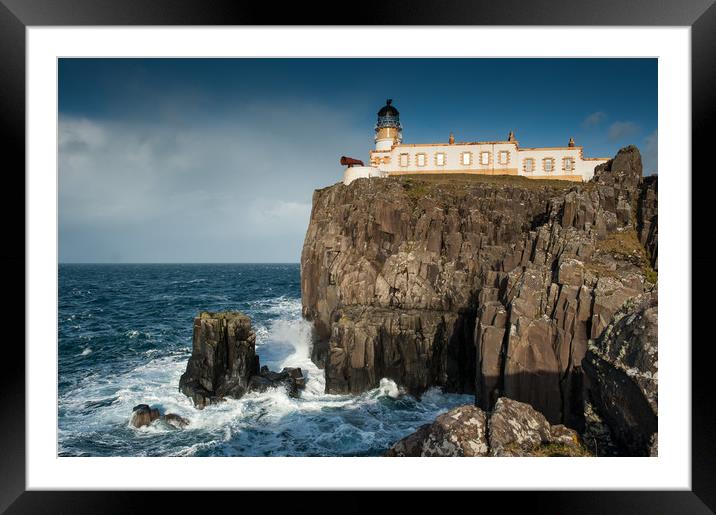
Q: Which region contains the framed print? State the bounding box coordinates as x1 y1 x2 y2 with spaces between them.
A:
2 0 714 512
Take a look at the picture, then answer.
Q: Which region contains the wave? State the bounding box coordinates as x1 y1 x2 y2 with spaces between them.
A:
58 286 472 457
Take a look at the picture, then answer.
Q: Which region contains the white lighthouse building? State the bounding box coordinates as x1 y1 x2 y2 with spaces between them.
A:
342 99 610 185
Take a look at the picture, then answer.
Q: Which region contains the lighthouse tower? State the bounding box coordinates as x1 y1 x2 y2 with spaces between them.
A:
375 99 402 151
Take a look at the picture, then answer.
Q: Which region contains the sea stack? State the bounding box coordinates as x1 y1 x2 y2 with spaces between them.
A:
179 311 260 409
179 311 306 408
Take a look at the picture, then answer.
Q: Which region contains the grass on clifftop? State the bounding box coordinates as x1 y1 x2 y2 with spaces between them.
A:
588 229 658 284
530 442 594 457
395 174 576 200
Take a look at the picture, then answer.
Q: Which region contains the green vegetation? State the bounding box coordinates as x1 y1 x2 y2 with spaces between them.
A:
589 229 657 284
530 442 593 457
198 311 247 320
500 440 593 457
397 173 575 190
403 179 430 201
644 265 658 285
396 173 576 203
595 229 646 262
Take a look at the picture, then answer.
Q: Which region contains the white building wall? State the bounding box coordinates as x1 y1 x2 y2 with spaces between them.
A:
371 142 609 182
343 166 386 185
377 142 521 175
517 147 608 181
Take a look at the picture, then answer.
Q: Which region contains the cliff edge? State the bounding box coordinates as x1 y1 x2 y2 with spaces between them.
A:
300 145 657 430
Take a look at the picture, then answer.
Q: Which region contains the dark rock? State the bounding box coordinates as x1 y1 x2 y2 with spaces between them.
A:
130 404 160 428
179 311 259 409
584 290 658 456
248 366 306 398
162 413 190 429
385 398 585 457
178 311 308 407
247 375 273 392
637 175 658 270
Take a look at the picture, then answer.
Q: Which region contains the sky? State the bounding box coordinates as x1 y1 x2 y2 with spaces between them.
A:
59 58 657 263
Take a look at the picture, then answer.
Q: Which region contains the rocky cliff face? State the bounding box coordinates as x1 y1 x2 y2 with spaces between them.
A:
301 145 657 430
584 289 658 456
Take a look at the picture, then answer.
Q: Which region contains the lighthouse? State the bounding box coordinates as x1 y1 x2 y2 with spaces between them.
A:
342 98 610 186
375 99 402 151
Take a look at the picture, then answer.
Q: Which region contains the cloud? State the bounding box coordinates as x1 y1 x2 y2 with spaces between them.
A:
607 121 641 142
58 102 367 262
581 111 606 129
643 130 658 175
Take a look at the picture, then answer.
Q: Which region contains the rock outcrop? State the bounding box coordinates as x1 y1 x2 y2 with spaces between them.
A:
130 404 190 429
386 398 587 457
130 404 160 428
584 290 658 456
179 312 260 408
179 311 306 408
249 365 307 398
301 145 657 430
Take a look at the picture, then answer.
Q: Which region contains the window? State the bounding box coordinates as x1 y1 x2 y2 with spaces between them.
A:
435 152 446 166
563 157 575 171
543 158 555 173
480 151 490 166
416 153 427 167
461 152 472 166
498 151 510 165
524 158 535 173
399 153 409 167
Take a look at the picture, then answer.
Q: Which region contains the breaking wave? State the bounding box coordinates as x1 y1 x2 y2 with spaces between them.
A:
58 264 472 457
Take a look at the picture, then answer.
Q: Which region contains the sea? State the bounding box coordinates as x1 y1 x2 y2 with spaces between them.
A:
58 263 473 457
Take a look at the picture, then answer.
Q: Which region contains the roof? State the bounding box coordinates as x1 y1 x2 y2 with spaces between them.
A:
377 99 399 117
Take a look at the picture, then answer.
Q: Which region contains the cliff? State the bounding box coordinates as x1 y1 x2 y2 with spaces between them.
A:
301 145 657 430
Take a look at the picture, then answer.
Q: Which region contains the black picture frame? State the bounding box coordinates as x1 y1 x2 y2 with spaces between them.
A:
1 0 712 513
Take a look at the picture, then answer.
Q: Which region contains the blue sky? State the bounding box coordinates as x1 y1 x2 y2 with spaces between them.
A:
59 58 657 263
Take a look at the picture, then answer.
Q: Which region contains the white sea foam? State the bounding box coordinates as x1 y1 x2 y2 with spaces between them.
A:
378 378 404 399
59 293 473 457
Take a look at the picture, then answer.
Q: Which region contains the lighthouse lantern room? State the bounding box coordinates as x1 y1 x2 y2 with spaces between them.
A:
375 99 403 151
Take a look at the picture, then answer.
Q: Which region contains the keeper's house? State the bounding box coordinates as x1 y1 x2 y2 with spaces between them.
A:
342 99 610 186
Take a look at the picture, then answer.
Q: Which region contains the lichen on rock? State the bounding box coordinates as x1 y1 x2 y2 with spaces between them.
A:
386 397 587 457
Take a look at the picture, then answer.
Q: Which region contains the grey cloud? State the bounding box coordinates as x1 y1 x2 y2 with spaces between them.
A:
581 111 606 128
59 102 368 262
643 130 658 175
607 121 641 142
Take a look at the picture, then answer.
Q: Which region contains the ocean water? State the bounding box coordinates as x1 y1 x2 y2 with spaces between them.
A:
58 263 473 457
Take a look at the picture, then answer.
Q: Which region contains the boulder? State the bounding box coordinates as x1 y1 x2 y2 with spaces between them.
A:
385 405 488 457
162 413 190 429
130 404 160 428
488 397 553 456
179 312 259 409
248 366 306 398
130 405 190 429
385 398 585 457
